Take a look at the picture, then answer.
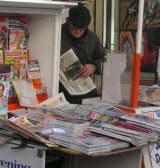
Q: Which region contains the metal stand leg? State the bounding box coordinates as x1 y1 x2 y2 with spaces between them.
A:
70 154 77 168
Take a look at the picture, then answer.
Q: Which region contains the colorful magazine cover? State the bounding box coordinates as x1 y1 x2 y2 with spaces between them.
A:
0 80 10 115
0 16 8 50
4 50 20 80
0 50 3 64
26 60 41 79
7 18 31 50
8 29 25 50
4 50 29 80
19 50 29 79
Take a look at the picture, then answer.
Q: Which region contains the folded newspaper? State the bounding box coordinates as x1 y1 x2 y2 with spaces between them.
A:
60 49 96 95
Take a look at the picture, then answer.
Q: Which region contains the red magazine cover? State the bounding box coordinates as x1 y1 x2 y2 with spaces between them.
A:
7 18 31 50
4 50 20 80
4 50 29 80
0 16 8 50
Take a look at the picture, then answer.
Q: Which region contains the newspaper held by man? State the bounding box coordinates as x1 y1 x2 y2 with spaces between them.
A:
60 49 96 95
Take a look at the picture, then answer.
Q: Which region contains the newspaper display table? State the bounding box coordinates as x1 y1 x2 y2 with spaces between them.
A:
0 138 144 168
55 144 142 168
3 138 160 168
1 100 158 168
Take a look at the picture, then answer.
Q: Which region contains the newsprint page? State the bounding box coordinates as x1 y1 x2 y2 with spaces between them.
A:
60 49 96 95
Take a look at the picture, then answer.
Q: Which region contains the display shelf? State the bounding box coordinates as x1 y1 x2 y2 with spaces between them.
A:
0 0 76 97
0 0 77 9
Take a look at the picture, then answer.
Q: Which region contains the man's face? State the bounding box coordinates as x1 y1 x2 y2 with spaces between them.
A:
68 22 86 38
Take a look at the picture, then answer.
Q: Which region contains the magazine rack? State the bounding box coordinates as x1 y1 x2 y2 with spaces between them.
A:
0 0 76 98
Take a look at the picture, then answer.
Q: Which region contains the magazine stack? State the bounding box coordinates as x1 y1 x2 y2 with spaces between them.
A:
49 133 129 155
4 93 160 156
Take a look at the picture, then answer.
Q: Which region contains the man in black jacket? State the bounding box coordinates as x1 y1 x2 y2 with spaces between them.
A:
60 4 105 104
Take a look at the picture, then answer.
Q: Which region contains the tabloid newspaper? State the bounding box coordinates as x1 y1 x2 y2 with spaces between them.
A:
37 92 68 110
60 49 96 95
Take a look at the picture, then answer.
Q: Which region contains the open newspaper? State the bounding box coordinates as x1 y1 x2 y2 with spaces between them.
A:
60 49 96 95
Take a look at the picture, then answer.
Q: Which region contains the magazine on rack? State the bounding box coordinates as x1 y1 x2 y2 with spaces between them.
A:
0 80 10 115
12 79 38 107
60 49 96 95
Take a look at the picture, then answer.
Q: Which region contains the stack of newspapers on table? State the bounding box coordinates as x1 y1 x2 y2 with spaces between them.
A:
5 93 160 155
39 117 129 155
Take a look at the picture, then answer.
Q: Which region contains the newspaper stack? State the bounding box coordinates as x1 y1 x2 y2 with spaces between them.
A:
52 104 82 120
51 103 125 122
89 126 147 146
49 133 129 155
121 113 160 132
45 104 157 146
78 104 126 118
41 119 90 136
5 93 160 150
89 121 159 146
48 103 160 145
77 104 160 133
113 121 159 142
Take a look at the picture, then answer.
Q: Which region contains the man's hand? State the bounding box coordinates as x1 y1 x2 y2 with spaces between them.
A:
78 64 97 78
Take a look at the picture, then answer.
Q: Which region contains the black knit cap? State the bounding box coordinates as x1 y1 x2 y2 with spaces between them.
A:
69 4 91 28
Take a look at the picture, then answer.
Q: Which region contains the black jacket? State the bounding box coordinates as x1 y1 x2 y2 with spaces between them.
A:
60 23 105 104
61 23 105 74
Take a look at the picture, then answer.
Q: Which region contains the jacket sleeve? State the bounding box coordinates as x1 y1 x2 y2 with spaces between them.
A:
92 36 105 75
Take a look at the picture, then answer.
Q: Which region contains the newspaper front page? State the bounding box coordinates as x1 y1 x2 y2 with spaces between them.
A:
60 49 96 95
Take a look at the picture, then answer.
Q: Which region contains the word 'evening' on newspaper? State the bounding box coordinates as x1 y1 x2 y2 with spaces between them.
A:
60 49 96 96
